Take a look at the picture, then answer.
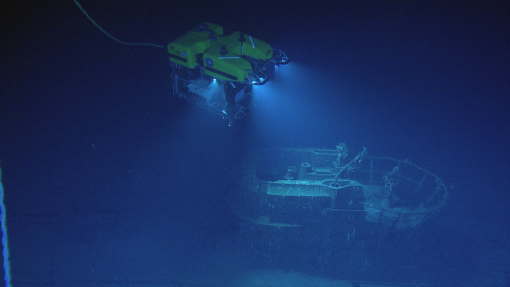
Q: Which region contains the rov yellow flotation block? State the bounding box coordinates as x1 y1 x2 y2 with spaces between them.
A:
167 22 274 82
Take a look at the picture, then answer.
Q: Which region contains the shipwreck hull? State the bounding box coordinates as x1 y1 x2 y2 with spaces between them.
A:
230 147 448 274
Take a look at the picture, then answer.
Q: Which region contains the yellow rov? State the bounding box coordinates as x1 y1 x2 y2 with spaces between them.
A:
168 22 290 125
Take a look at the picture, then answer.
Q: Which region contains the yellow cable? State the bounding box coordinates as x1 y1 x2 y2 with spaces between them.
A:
73 0 164 49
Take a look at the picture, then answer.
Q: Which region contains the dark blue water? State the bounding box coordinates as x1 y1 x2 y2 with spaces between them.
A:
1 0 508 286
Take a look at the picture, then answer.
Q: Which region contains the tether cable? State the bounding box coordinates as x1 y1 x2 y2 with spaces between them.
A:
73 0 165 49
